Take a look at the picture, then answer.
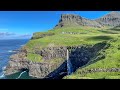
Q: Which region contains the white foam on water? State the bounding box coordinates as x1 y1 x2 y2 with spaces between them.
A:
20 45 24 47
8 50 17 53
8 50 13 53
2 66 6 71
16 71 27 79
0 72 5 79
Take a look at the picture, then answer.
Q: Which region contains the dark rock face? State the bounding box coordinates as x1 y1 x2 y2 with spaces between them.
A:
69 42 107 72
35 47 67 60
54 14 102 28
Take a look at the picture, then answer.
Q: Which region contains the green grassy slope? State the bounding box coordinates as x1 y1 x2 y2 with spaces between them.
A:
64 35 120 79
24 26 119 52
22 26 120 79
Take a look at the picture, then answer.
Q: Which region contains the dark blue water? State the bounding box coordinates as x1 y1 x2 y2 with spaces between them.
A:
0 39 30 79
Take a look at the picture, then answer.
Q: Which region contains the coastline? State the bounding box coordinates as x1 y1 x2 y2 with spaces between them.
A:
0 39 30 79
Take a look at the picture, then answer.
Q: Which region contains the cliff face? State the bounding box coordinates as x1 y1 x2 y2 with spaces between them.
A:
96 11 120 27
69 42 108 72
35 47 67 60
4 42 108 79
4 47 67 78
54 14 102 28
4 52 29 75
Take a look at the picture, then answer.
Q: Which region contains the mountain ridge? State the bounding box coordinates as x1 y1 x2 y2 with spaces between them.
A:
54 11 120 29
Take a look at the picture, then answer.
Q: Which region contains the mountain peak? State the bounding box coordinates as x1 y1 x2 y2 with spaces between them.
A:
109 11 120 15
60 14 82 20
96 11 120 27
54 13 102 29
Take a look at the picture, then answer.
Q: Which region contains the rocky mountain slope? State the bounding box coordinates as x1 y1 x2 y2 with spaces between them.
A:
96 11 120 27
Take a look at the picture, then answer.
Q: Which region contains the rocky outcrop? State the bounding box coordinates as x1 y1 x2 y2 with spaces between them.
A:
68 42 108 72
35 47 67 60
54 14 102 29
4 52 29 75
4 47 67 79
4 41 109 79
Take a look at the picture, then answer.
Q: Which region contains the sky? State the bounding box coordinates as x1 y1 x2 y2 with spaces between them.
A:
0 11 113 39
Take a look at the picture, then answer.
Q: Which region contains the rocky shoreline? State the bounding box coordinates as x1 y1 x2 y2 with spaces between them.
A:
4 47 67 79
4 41 109 79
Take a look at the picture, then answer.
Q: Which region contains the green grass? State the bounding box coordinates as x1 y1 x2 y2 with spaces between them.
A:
26 53 43 62
64 72 120 79
22 26 120 79
64 37 120 79
25 26 119 52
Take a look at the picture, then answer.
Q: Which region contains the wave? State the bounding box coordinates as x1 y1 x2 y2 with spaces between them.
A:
0 72 5 79
2 66 6 71
8 50 13 53
8 50 18 53
20 45 24 47
16 71 27 79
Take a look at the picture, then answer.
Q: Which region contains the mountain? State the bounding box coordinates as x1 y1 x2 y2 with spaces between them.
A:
55 11 120 29
96 11 120 27
54 14 102 28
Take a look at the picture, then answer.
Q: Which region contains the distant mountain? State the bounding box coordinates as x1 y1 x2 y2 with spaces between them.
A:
54 11 120 29
96 11 120 27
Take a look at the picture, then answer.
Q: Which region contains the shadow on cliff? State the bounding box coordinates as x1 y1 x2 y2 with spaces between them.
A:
44 42 109 79
44 61 67 79
68 41 109 72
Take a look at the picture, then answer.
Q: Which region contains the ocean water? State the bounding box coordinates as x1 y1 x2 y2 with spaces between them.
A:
0 39 34 79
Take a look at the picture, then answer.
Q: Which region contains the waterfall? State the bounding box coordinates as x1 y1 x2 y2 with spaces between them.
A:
67 49 73 75
16 71 27 79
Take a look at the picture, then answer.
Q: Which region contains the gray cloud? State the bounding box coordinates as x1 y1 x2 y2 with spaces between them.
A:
0 32 32 39
0 32 16 36
18 34 32 38
19 34 31 37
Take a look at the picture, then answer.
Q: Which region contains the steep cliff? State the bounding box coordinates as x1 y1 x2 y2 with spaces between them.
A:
54 14 102 29
96 11 120 27
4 47 67 78
4 41 109 79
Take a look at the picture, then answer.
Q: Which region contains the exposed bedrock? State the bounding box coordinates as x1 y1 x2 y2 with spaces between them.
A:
54 14 102 28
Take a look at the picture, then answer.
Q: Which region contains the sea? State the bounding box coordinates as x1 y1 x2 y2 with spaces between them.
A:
0 39 35 79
